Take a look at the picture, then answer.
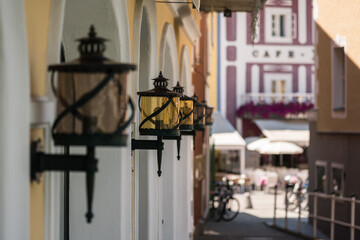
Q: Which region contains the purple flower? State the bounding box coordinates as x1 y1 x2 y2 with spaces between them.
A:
236 100 314 119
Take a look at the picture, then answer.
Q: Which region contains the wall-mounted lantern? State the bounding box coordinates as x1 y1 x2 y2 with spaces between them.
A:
131 72 182 176
181 94 204 149
193 94 206 130
161 81 194 160
30 25 136 223
203 100 214 126
181 95 214 150
173 82 194 131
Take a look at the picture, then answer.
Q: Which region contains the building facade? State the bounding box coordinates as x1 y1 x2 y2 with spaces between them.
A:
308 0 360 238
0 0 222 240
218 0 315 138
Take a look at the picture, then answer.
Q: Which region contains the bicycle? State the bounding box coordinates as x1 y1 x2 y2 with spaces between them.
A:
212 178 240 222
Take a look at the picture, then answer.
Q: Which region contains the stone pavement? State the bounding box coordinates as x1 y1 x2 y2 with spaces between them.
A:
196 190 329 240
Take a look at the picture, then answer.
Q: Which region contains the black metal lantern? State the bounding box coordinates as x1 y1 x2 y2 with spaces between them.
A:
173 81 194 131
31 25 136 223
180 94 206 150
193 94 206 130
161 81 194 160
203 100 214 126
132 72 182 176
137 72 182 136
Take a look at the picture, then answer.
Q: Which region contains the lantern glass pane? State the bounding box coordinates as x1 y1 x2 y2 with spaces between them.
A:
140 96 180 130
56 72 128 134
198 105 206 125
193 105 199 122
181 99 193 126
206 107 214 125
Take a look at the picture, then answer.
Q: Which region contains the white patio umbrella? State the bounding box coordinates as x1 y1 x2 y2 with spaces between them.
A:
258 141 303 155
247 138 270 151
257 141 303 166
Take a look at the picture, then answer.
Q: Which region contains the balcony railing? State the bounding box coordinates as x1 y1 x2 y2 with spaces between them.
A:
241 93 314 104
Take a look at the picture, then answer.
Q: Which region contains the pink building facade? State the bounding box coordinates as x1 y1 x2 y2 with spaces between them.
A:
218 0 315 136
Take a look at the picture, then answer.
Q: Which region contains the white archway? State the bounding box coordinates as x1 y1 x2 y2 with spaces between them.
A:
0 2 30 240
177 45 194 240
60 0 132 239
159 23 179 240
132 1 159 239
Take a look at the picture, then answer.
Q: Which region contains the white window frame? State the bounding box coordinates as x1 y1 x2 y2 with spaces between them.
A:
264 73 292 103
315 160 327 194
330 163 344 196
331 36 347 119
265 7 293 43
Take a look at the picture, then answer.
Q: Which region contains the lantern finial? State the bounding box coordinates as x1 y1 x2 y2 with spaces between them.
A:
173 81 184 94
152 71 169 88
89 25 96 37
77 25 107 61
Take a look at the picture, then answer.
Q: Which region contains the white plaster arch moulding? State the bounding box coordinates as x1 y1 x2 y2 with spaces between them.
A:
43 0 133 240
159 22 179 85
132 1 159 240
180 45 194 96
132 0 159 95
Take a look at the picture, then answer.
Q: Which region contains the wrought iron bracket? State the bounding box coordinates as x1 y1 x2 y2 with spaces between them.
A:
30 140 98 223
131 136 164 177
181 130 196 150
163 135 182 160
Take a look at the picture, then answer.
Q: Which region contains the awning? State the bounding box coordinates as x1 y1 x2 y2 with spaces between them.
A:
199 0 266 13
212 132 246 150
254 119 309 147
212 111 246 150
212 111 246 173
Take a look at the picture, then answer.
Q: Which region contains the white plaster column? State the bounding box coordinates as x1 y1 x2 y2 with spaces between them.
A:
0 1 30 240
159 23 179 240
179 46 194 240
132 1 159 239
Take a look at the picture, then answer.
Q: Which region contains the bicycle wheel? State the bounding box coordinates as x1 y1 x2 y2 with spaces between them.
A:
214 199 223 222
222 197 240 221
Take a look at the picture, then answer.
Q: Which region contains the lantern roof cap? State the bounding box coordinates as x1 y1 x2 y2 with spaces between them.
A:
202 100 214 109
192 94 206 106
48 25 136 73
172 81 194 101
76 25 108 43
173 81 184 94
137 72 181 97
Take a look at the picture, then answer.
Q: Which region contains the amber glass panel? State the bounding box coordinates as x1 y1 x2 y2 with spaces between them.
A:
56 72 127 134
140 96 180 130
181 99 193 126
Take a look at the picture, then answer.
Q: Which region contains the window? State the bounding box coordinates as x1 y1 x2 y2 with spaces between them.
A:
271 80 286 102
271 14 285 37
331 164 344 196
265 8 292 43
315 161 327 193
271 80 276 102
332 46 346 111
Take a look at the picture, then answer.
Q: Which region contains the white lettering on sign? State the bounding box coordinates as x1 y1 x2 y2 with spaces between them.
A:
247 46 314 64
